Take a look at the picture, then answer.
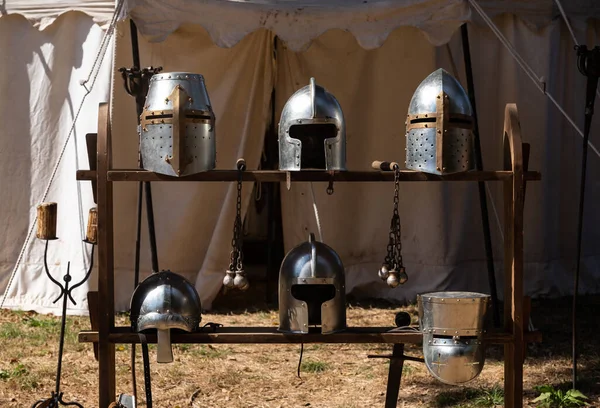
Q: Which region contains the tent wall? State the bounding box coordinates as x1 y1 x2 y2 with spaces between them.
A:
1 4 600 313
278 17 600 305
0 12 112 313
109 23 275 311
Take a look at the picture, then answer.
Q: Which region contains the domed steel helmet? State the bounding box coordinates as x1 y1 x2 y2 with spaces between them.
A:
140 72 216 177
130 270 201 363
278 233 346 334
278 78 346 171
405 69 474 175
418 291 490 385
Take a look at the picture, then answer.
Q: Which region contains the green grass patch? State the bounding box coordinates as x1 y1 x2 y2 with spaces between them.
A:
0 322 24 339
194 345 230 359
300 360 329 373
435 385 504 407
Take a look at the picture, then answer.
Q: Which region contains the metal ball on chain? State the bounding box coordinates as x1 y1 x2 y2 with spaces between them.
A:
223 270 235 288
398 267 408 285
233 271 249 291
386 271 400 288
378 264 390 280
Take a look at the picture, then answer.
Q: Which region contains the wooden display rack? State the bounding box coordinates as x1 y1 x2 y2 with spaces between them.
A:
78 102 542 408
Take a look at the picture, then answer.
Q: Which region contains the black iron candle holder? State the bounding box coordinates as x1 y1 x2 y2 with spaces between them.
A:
31 238 95 408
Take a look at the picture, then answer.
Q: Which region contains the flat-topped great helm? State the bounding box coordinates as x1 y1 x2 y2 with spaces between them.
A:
278 233 346 334
140 72 216 177
405 68 474 175
418 291 490 385
130 270 201 363
278 78 346 171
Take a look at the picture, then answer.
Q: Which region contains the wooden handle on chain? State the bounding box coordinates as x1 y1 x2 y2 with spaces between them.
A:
36 202 57 240
236 158 246 171
371 161 400 171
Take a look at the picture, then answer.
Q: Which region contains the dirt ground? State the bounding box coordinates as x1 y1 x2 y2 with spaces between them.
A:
0 292 598 408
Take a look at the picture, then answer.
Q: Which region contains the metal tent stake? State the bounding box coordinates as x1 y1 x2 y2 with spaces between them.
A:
31 239 95 408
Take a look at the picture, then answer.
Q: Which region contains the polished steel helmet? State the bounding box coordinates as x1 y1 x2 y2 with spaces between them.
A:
140 72 216 177
278 78 346 171
405 69 474 175
418 291 490 385
130 270 202 363
278 233 346 334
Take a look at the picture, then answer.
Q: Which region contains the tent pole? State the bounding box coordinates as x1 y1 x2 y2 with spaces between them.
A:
572 44 600 390
266 36 284 305
129 19 160 275
460 24 501 327
121 18 163 405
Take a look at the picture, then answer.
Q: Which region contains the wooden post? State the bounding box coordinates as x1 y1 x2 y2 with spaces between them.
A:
86 208 98 244
384 344 405 408
97 103 116 407
36 203 58 240
502 104 525 408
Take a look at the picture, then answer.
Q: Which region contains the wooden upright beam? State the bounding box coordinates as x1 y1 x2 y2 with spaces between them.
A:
502 104 525 408
96 103 116 407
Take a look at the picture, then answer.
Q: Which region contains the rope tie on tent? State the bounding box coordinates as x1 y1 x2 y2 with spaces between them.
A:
553 0 600 102
467 0 600 159
0 0 126 309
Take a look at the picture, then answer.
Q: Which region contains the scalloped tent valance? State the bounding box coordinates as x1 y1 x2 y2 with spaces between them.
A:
4 0 600 50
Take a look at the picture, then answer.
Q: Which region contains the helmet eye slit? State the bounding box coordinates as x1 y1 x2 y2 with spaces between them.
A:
289 123 338 170
410 117 436 124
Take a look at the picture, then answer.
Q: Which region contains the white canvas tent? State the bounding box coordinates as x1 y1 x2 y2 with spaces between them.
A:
1 0 600 315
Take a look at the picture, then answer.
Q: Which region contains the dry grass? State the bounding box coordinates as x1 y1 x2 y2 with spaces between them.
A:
0 293 598 407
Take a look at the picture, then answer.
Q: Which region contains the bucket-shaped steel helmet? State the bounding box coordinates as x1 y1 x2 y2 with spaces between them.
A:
140 72 216 177
418 291 490 385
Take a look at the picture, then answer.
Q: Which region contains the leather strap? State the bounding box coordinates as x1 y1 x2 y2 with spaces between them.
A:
139 334 152 408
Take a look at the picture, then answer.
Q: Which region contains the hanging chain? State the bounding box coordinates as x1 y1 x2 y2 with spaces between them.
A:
224 159 249 291
234 170 244 272
378 166 407 287
392 168 403 270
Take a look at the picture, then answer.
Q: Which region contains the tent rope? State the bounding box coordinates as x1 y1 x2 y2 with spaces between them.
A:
0 0 125 310
309 183 324 243
468 0 600 159
445 43 505 245
553 0 580 47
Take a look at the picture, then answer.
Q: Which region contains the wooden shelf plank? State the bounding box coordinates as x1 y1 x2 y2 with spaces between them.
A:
78 327 542 345
76 169 542 182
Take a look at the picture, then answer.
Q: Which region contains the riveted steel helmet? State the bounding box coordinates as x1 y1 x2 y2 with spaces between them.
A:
278 233 346 334
418 291 490 385
140 72 216 177
278 78 346 171
405 69 474 175
130 270 201 363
